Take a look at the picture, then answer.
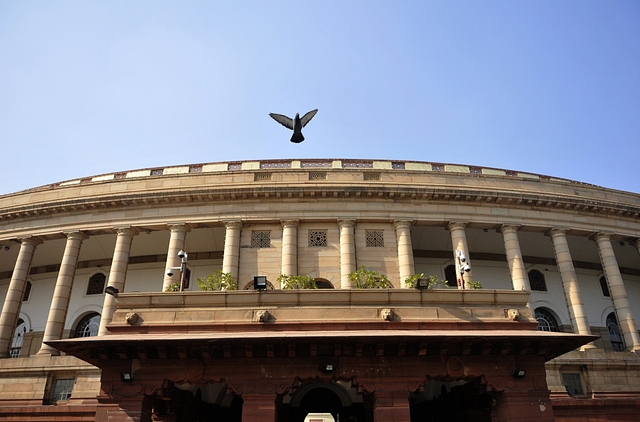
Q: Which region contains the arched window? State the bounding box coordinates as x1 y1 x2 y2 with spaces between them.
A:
86 273 106 295
10 319 26 358
607 312 625 351
314 278 334 289
599 276 610 297
528 270 547 292
22 281 32 302
74 313 101 338
444 264 457 287
535 308 559 332
243 280 275 290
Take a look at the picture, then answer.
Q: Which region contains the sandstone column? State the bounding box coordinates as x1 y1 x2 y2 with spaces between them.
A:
592 233 640 351
163 224 190 291
38 232 88 355
338 219 357 289
447 222 474 289
0 237 42 358
394 220 415 288
546 229 593 344
499 225 531 298
98 227 138 336
222 221 242 283
281 220 299 277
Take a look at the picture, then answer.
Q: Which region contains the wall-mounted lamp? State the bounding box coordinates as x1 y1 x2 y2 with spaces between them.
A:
254 276 267 290
120 372 133 382
320 363 334 373
513 369 526 378
105 286 119 296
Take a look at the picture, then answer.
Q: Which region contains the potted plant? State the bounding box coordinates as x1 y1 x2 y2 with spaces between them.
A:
348 266 392 289
404 274 449 289
277 274 318 290
196 270 237 291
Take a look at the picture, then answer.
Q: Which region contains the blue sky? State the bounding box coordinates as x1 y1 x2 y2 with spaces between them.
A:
1 1 639 195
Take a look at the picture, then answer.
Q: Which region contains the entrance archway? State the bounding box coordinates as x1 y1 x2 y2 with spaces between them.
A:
278 381 370 422
150 379 243 422
409 377 494 422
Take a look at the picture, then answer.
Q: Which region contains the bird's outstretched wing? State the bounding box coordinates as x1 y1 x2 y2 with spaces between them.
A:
300 109 318 127
269 113 294 130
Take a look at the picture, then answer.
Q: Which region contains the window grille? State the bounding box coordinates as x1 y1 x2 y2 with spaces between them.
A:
301 161 331 168
562 373 584 396
599 276 610 297
342 160 372 168
365 230 384 247
534 308 559 332
86 273 106 295
10 319 26 358
254 172 272 181
260 161 290 169
309 230 328 247
309 172 326 180
22 281 31 301
607 312 625 351
74 313 101 338
363 172 381 181
528 269 547 291
251 231 271 248
51 379 75 403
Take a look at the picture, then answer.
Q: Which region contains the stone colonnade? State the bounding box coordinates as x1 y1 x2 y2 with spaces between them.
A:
1 219 640 355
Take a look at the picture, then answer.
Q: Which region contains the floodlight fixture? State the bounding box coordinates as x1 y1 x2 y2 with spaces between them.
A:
254 276 267 290
105 286 119 296
513 369 526 378
416 278 430 289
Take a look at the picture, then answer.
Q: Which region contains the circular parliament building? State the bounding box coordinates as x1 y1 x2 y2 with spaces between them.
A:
0 158 638 422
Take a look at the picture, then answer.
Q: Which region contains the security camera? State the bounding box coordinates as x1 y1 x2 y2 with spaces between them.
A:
166 269 174 277
456 250 466 262
462 263 471 272
178 250 186 259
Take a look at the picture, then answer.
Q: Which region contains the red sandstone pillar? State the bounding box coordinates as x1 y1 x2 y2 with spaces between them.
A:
242 393 276 422
373 390 410 422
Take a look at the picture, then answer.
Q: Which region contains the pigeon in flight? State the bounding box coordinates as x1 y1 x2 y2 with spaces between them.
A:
269 109 318 143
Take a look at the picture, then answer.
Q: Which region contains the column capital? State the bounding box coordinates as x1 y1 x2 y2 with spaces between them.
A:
115 226 139 237
337 219 356 228
17 236 43 246
446 221 468 231
498 224 521 234
393 220 414 229
280 219 300 228
63 231 89 241
223 220 243 229
590 232 613 243
166 223 191 233
545 227 569 238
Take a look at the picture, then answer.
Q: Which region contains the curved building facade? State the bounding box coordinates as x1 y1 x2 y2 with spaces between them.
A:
0 158 638 421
